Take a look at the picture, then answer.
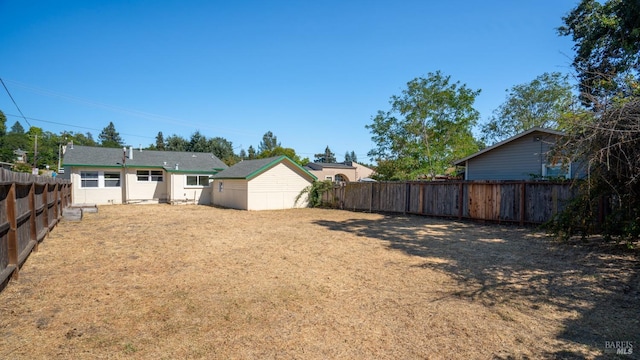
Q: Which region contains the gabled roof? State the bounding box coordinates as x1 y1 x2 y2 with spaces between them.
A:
305 162 356 170
454 127 565 165
212 156 317 181
62 145 228 172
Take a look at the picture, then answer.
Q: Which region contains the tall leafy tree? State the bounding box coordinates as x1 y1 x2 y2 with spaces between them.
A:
480 72 577 145
165 134 188 151
188 131 207 152
258 131 280 154
366 71 481 180
98 122 123 148
314 146 336 163
208 136 236 164
0 110 6 137
258 146 309 166
558 0 640 106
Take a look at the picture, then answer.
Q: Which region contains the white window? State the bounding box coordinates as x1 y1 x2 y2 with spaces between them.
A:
80 171 99 188
186 175 210 187
137 170 163 182
104 172 121 187
542 162 571 179
80 171 121 188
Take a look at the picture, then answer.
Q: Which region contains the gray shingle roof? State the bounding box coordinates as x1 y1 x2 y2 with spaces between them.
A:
305 162 355 170
63 145 227 172
212 156 317 180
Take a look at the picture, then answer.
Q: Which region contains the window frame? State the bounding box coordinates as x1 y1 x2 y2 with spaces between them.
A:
185 175 211 187
104 172 121 187
80 171 99 188
137 169 164 182
542 161 571 179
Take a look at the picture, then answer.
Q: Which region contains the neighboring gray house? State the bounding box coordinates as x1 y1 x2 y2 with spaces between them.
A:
454 127 582 181
63 145 227 205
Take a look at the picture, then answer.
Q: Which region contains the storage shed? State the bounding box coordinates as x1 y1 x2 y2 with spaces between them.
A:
211 156 317 210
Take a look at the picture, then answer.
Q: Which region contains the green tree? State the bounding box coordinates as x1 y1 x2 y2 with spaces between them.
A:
314 146 336 163
247 145 256 159
0 110 6 137
238 148 247 159
258 131 280 154
480 72 577 145
9 121 25 134
188 131 207 152
558 0 640 106
165 134 188 151
98 122 124 148
258 146 308 167
155 131 165 151
366 71 481 180
344 151 357 163
208 136 237 165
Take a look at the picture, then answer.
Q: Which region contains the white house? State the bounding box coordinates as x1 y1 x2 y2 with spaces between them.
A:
63 145 227 205
304 161 375 182
211 156 317 210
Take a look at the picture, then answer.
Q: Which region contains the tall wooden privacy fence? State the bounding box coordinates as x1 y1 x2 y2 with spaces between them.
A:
0 168 71 287
323 181 576 225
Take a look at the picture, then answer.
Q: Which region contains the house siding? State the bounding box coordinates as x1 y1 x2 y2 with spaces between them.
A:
247 162 312 210
211 179 248 209
170 174 212 204
466 132 560 181
69 167 124 204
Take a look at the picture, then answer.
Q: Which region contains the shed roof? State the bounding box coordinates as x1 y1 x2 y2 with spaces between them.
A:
212 156 317 181
454 127 565 165
63 145 228 172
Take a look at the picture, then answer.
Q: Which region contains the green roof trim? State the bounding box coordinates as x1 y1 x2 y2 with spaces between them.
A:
213 156 317 181
245 156 317 181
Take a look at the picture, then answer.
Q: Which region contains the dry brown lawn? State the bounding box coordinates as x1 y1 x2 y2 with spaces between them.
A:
0 205 638 359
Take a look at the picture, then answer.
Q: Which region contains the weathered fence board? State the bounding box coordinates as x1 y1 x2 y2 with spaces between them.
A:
329 180 576 225
0 169 71 288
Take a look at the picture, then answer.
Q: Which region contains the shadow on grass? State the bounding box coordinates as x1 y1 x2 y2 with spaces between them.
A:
313 214 639 359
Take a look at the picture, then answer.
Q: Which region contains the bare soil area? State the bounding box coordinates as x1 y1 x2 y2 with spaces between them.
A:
0 205 638 359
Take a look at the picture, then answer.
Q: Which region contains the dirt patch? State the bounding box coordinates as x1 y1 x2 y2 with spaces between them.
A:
0 205 638 359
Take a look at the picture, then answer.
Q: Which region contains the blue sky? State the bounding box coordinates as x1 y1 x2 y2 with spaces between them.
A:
1 1 577 163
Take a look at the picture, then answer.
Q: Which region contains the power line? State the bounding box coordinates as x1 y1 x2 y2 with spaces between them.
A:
0 77 32 128
4 113 155 140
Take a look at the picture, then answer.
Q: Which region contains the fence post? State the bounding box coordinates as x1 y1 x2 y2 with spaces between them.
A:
458 182 464 220
7 183 19 280
29 183 38 251
405 182 411 214
43 183 49 235
519 182 526 226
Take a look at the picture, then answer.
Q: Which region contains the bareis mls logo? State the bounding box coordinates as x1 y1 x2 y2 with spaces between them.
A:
605 341 633 355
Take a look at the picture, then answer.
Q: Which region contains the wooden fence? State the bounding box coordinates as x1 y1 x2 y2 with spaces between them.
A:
0 168 72 289
323 181 577 225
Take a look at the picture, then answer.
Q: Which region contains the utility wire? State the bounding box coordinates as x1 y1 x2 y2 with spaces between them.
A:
4 113 155 139
1 77 32 128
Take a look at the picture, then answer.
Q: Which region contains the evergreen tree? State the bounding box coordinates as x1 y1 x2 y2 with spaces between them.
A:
258 131 280 154
247 145 256 159
98 122 123 148
314 146 336 163
10 121 25 134
155 131 165 150
344 151 358 163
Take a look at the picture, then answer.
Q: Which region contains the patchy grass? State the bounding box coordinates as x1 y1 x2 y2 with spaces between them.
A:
0 205 638 359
